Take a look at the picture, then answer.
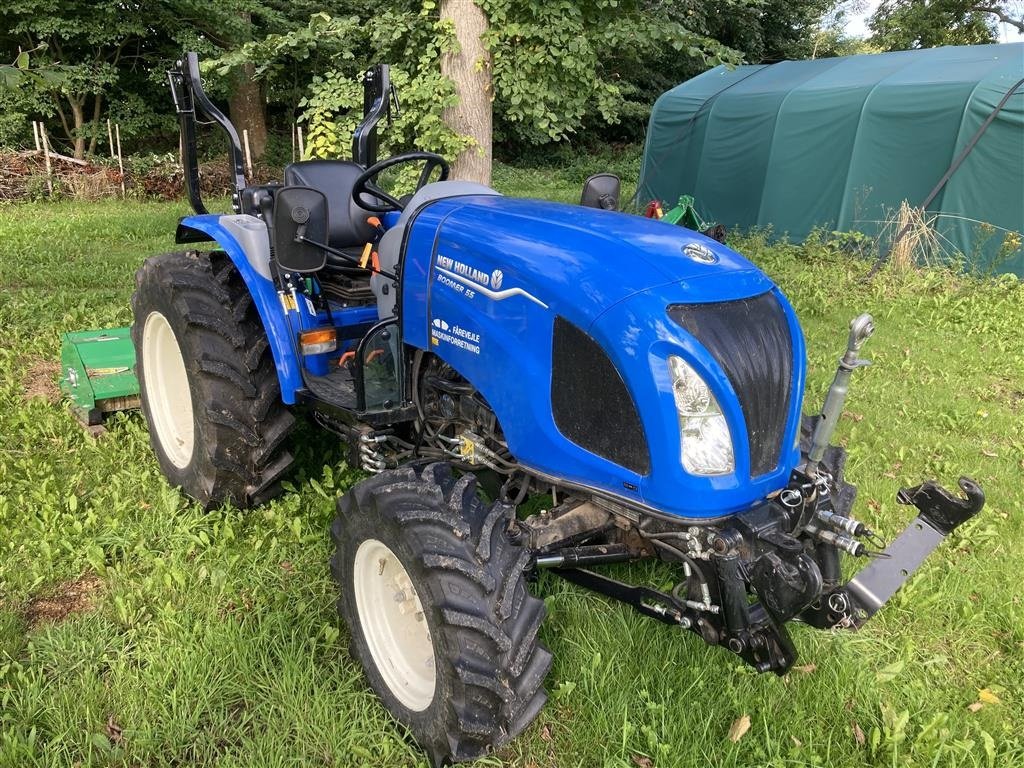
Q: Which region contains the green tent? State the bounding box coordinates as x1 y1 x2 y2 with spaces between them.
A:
639 44 1024 276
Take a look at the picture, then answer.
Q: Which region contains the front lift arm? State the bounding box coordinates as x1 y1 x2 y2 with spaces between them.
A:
833 476 985 626
541 477 984 674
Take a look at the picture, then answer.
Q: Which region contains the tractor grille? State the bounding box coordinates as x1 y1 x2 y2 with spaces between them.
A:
669 292 793 478
551 317 650 475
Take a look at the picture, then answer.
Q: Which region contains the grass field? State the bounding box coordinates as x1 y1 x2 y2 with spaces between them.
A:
1 159 1022 768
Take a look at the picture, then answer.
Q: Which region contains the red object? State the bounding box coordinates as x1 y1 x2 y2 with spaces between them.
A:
644 200 664 219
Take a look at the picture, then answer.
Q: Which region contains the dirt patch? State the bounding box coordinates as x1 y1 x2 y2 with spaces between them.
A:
25 573 103 628
22 357 62 404
991 378 1023 413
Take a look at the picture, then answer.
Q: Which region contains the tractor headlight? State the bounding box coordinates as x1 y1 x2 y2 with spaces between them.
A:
669 356 734 476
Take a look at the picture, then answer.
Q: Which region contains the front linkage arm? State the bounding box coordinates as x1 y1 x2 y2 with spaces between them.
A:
814 476 985 628
543 475 984 676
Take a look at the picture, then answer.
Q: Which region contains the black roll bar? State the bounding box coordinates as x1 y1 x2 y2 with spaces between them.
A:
167 52 247 215
352 64 394 168
169 53 397 216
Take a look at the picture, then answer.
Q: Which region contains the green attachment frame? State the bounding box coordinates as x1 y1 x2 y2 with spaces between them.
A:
59 327 140 426
661 195 714 232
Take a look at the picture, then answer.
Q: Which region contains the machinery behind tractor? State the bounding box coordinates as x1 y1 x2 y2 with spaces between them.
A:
116 54 987 765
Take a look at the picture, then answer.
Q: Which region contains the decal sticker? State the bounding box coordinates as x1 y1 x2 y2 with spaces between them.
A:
435 254 547 308
431 317 481 355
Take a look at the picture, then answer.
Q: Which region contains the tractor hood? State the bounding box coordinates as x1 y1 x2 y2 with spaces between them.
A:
425 196 773 329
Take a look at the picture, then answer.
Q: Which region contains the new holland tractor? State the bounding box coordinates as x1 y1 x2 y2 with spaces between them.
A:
132 54 986 765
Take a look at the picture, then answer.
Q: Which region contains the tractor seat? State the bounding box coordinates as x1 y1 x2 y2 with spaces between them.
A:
283 160 376 250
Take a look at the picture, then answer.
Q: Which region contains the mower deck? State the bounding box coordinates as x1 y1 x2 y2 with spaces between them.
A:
59 327 140 426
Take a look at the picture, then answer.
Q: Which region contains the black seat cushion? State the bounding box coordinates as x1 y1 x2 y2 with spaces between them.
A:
283 160 375 250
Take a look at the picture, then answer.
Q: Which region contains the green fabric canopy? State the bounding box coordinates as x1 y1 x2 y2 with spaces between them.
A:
639 44 1024 276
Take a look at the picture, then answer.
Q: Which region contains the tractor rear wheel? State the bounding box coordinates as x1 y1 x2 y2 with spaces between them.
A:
131 250 294 509
331 462 551 766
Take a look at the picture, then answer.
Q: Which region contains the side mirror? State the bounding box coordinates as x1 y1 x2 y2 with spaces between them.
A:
580 172 620 210
272 186 330 272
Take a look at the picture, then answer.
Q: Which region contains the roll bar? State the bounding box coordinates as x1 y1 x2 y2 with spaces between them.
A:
353 64 397 168
168 52 396 216
168 52 247 215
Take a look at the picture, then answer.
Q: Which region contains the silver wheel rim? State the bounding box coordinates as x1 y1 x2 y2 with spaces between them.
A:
142 311 195 469
353 538 436 711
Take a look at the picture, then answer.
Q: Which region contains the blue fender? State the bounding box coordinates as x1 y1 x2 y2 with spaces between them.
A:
178 214 303 404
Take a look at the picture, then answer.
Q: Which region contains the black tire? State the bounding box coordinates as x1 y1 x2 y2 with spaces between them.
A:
131 250 294 509
331 462 552 767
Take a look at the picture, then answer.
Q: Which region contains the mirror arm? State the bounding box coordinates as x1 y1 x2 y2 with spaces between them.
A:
294 235 398 282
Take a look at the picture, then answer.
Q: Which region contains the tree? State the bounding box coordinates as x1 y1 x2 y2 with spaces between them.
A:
440 0 492 183
152 1 314 162
0 0 325 158
1 0 149 158
2 0 851 164
869 0 1023 49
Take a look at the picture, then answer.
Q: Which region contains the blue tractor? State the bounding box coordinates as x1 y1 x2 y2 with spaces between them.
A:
133 54 986 765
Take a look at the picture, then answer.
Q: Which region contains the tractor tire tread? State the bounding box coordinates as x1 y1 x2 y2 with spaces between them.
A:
333 462 550 765
131 250 294 509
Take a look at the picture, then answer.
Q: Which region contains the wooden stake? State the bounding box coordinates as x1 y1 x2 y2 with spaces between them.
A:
39 124 54 196
291 122 296 163
114 123 125 197
39 149 87 166
106 119 116 161
242 128 253 179
32 120 41 152
297 125 305 159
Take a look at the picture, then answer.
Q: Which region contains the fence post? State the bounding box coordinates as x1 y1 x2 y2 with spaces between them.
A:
114 123 125 197
39 124 54 196
242 128 253 179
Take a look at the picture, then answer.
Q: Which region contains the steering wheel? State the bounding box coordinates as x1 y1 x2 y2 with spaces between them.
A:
352 151 450 213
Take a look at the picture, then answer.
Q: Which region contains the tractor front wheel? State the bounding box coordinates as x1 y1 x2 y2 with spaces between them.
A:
131 251 294 509
332 463 552 766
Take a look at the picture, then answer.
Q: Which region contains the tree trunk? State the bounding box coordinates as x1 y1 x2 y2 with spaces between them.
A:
70 98 85 160
440 0 492 185
86 93 103 157
228 62 267 161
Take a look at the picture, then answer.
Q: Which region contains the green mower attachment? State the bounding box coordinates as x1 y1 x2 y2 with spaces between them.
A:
661 194 712 230
644 195 726 242
59 327 140 426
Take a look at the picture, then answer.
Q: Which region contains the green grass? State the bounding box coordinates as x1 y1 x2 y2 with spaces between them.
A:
1 169 1022 768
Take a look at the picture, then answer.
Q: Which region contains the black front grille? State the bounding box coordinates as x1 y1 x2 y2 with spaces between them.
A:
669 292 793 477
551 317 650 475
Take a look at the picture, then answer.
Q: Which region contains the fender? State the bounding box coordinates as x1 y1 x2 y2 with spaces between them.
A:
177 214 303 403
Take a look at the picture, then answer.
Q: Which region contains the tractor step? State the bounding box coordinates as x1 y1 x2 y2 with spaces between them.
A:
304 367 358 408
59 327 140 427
